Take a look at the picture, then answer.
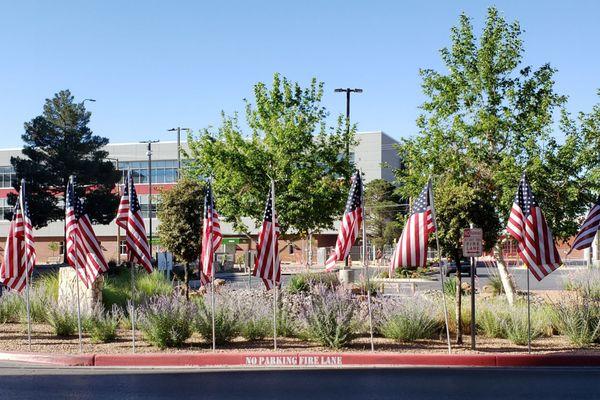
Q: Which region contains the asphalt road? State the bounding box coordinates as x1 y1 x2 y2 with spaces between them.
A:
0 364 599 399
221 265 582 292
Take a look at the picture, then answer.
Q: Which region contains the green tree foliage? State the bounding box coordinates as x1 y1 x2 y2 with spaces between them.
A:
364 179 404 250
185 73 353 237
157 178 205 298
9 90 119 228
395 7 592 254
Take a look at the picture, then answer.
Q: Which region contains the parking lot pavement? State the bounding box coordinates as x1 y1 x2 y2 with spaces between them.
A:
0 366 600 399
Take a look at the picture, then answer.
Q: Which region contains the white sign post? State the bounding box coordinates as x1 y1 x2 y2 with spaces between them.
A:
463 227 482 350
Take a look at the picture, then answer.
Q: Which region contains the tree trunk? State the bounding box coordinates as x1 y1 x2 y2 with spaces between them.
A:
454 250 463 345
493 241 515 305
184 262 189 300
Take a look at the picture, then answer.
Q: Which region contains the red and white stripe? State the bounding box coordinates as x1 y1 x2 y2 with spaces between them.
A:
325 171 363 271
390 182 435 275
1 183 36 292
569 198 600 253
253 189 280 290
200 184 222 285
116 173 153 273
65 181 108 288
506 177 561 281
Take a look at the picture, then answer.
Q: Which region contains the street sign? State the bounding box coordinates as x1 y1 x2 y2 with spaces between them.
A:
222 237 250 245
462 228 483 257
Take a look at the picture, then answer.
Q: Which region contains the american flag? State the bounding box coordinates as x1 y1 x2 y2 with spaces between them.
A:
390 181 435 275
1 181 36 292
506 175 561 281
65 179 108 288
200 183 222 286
569 196 600 254
253 187 280 290
116 172 153 273
325 170 363 271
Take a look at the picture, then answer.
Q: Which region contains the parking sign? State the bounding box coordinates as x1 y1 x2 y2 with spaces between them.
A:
463 228 483 257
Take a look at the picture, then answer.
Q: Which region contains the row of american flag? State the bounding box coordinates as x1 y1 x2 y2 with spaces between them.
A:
0 171 282 292
1 170 599 289
327 171 600 282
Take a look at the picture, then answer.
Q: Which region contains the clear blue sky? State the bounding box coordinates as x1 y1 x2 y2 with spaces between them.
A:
1 0 599 147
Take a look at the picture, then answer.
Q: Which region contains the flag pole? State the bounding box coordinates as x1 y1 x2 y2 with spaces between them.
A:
69 176 84 353
526 262 531 354
209 180 216 352
131 260 136 353
24 266 32 351
428 177 452 354
21 179 32 351
360 170 375 352
126 171 136 354
271 179 278 351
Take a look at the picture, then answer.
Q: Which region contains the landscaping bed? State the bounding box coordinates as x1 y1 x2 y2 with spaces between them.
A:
1 323 600 355
2 268 600 356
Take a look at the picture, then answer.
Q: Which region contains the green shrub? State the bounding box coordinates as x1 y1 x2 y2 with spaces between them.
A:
195 291 240 345
286 272 339 294
299 284 356 349
34 272 59 300
478 303 509 338
551 296 600 347
84 305 122 343
443 277 458 298
503 306 544 345
379 298 441 341
0 292 24 324
277 297 299 338
20 286 52 323
47 302 78 337
239 295 272 341
564 269 600 301
138 295 195 349
102 269 132 309
241 318 271 341
136 271 173 299
103 269 173 310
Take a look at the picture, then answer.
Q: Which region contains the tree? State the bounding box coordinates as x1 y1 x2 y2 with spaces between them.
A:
156 178 205 299
395 7 592 342
185 73 353 239
9 90 120 228
364 179 403 250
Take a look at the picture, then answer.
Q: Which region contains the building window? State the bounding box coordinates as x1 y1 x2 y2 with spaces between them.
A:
0 166 16 189
119 240 127 255
58 242 65 256
138 194 160 218
0 198 13 220
118 160 180 184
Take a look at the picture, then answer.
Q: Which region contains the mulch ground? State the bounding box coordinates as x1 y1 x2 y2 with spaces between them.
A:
1 323 600 355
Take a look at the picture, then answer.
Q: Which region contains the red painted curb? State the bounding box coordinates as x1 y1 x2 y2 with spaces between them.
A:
4 351 600 368
0 351 94 366
495 354 600 367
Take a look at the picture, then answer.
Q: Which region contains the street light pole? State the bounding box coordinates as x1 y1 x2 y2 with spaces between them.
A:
168 127 190 179
335 88 362 269
334 88 363 159
141 140 159 260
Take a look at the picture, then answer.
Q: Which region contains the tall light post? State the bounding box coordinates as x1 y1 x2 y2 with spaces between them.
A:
82 98 96 107
140 140 159 259
334 88 363 159
167 127 190 178
335 88 362 268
